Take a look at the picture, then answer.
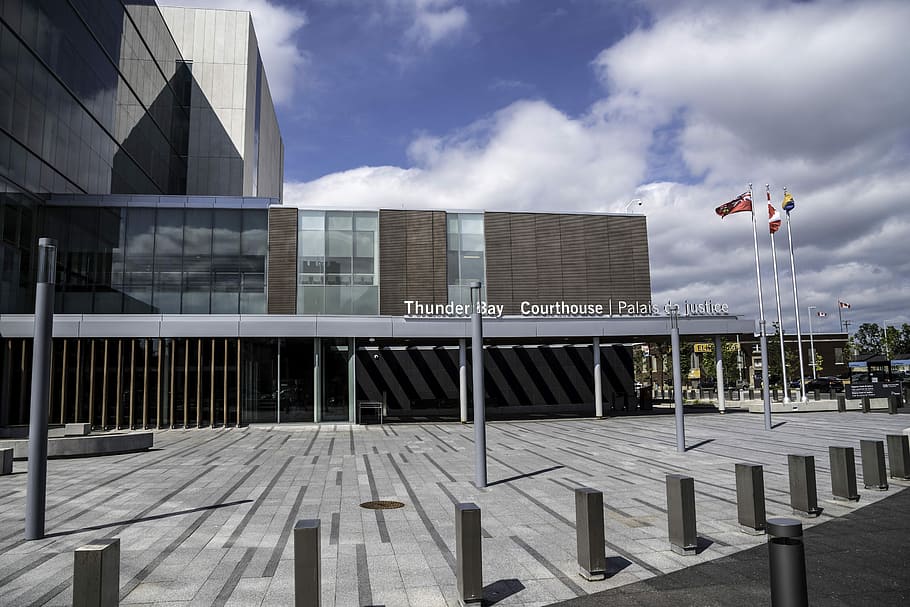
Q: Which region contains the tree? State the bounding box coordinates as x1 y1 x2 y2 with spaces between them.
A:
767 331 800 386
849 323 884 357
896 323 910 356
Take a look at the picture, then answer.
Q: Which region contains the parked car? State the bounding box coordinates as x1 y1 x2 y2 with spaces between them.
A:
804 377 844 393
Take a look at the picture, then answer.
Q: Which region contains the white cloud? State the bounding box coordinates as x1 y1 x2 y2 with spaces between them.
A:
406 0 469 48
160 0 308 105
285 0 910 327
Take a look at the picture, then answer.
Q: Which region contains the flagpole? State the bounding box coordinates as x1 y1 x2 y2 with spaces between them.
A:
749 184 772 430
783 187 808 402
768 186 790 405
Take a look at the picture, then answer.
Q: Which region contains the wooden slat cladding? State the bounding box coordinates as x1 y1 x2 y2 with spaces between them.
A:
379 210 448 315
266 207 298 314
483 212 650 315
483 212 513 308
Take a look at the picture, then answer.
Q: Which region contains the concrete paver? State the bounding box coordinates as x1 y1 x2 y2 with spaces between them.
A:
0 411 907 606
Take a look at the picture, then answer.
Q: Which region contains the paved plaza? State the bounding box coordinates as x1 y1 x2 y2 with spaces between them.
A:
0 411 908 606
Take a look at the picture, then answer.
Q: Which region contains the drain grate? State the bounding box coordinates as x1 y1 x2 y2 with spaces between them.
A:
360 500 405 510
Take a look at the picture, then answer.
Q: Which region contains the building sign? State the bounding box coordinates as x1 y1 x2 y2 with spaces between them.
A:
403 298 731 319
694 343 740 353
847 382 901 399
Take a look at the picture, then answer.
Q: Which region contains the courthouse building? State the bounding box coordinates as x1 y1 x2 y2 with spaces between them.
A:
0 0 753 429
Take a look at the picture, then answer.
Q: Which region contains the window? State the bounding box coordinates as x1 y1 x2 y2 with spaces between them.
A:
446 213 485 306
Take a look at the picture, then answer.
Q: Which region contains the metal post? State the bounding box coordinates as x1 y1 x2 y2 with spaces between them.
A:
670 308 685 453
593 337 603 418
294 519 320 607
666 474 697 555
861 396 870 413
470 281 487 488
73 537 120 607
767 518 808 607
829 446 859 501
575 487 606 580
770 233 790 404
735 463 766 534
787 455 822 517
783 203 808 402
807 306 817 380
860 440 888 490
456 503 483 603
277 339 281 425
760 327 772 430
715 336 725 414
459 339 467 423
885 434 910 479
25 238 56 541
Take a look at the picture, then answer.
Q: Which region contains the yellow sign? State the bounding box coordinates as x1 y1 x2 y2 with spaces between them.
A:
694 343 712 353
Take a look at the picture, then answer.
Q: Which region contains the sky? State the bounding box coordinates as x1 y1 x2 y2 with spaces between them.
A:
167 0 910 334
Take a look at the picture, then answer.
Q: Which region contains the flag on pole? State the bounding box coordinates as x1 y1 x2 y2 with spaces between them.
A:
817 311 828 317
715 192 752 217
838 301 851 309
782 191 795 213
768 203 781 234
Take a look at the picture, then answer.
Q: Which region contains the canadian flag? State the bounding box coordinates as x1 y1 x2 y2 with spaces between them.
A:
817 311 828 317
838 301 851 309
768 203 781 234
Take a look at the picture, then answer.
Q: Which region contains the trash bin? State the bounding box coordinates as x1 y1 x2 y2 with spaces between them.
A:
639 385 653 410
767 518 808 607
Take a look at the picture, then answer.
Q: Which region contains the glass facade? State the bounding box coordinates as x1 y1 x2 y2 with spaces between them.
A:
297 210 379 315
446 212 486 305
40 200 269 314
0 0 191 197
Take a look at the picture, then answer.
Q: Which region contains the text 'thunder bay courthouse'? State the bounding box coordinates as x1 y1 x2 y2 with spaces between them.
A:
0 0 760 430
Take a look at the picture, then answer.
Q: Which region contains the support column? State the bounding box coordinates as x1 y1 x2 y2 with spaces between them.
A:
142 339 149 429
114 340 122 430
670 311 685 453
74 341 81 423
594 337 603 418
86 341 94 428
223 339 228 428
196 338 202 428
714 336 726 414
210 339 215 429
313 338 321 423
128 340 135 429
459 339 467 423
101 339 109 430
236 338 241 427
1 340 12 427
59 339 67 424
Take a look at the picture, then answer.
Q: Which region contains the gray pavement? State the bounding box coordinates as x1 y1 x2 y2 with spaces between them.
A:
0 411 908 606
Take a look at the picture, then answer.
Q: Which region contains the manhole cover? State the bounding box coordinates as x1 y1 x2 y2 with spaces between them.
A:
360 500 405 510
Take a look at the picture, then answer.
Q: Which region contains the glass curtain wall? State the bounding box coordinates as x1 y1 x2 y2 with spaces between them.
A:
447 213 486 305
297 210 379 315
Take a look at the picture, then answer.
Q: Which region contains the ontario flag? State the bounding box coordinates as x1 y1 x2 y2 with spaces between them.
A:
768 203 781 234
715 192 752 218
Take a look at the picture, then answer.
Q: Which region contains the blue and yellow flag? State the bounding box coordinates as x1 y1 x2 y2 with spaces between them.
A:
782 191 795 213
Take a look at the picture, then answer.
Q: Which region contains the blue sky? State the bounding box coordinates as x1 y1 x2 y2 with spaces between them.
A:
168 0 910 330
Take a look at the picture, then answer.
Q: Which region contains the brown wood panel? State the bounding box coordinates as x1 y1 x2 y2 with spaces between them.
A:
431 211 448 303
483 212 513 312
379 210 408 315
535 214 564 302
267 207 298 314
405 211 435 303
584 216 613 305
509 214 538 313
559 215 588 302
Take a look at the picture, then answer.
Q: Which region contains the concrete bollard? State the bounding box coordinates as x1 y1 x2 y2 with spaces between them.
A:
860 440 888 490
0 448 12 475
73 538 119 607
861 397 870 413
813 390 820 402
886 434 910 480
735 464 766 534
767 518 808 607
574 487 606 580
829 447 860 502
666 474 697 555
456 503 483 604
65 423 92 436
294 520 320 607
836 395 845 412
788 455 822 517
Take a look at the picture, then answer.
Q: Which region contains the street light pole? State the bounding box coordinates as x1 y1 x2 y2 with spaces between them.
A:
26 238 57 540
670 306 685 453
807 306 817 380
469 281 487 488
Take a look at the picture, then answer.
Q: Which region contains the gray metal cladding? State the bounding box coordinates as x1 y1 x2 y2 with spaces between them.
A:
483 212 651 316
379 210 447 315
266 207 298 314
355 344 634 415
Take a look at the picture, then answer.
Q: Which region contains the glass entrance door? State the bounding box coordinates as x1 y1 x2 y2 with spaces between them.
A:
321 337 352 422
279 339 315 423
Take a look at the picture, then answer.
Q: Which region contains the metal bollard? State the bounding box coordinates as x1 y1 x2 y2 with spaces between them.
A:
861 396 870 413
773 388 779 402
73 538 119 607
836 395 845 412
860 440 888 490
828 389 836 401
456 503 483 604
829 446 860 502
735 463 766 534
748 388 755 400
813 390 820 402
787 455 822 517
574 487 606 580
294 520 320 607
666 474 697 555
0 448 12 475
886 434 910 479
887 395 899 414
767 518 808 607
